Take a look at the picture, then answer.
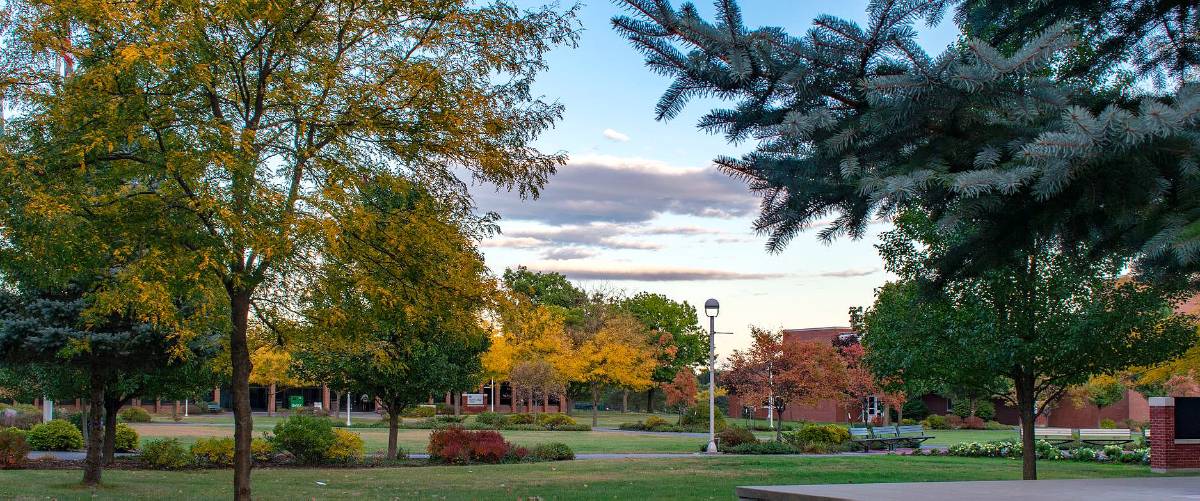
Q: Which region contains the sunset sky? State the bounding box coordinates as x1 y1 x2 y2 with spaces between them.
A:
473 1 961 358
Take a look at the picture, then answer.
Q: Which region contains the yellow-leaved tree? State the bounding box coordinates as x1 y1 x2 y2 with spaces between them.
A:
0 1 578 496
576 310 655 426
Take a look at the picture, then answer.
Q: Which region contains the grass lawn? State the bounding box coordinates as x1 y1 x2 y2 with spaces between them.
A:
131 424 706 454
2 455 1189 500
130 413 1017 454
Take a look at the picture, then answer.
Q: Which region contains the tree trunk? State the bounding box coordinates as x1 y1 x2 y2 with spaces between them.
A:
646 387 654 414
510 383 518 413
529 389 537 414
774 404 783 443
103 397 119 464
591 384 599 427
229 290 255 501
82 373 105 486
1016 371 1038 481
622 390 628 413
387 410 399 459
562 393 570 416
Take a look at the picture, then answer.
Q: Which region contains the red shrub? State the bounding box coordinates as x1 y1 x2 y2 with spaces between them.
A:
945 414 963 429
428 427 518 464
0 429 30 469
961 416 985 430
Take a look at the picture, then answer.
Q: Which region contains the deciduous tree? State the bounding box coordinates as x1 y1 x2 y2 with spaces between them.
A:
1 2 577 497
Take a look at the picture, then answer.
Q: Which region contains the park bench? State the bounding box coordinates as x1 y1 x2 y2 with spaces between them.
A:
849 425 932 451
849 427 889 451
892 424 934 448
1026 427 1075 446
1079 428 1133 446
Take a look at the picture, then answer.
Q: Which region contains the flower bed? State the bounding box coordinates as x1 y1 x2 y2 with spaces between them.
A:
938 440 1149 464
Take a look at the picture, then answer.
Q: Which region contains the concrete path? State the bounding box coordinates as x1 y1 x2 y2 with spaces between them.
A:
28 451 135 460
591 427 710 438
736 477 1200 501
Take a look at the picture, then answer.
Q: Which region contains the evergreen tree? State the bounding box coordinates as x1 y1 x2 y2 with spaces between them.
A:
859 210 1196 479
613 0 1200 280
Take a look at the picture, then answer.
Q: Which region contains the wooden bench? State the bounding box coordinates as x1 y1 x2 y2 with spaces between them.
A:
1079 428 1133 446
892 424 934 448
850 427 889 451
1027 427 1076 446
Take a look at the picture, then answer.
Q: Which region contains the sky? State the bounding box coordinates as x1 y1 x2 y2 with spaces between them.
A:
473 1 962 359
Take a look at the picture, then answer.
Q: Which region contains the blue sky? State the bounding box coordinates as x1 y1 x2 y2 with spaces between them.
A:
474 1 961 358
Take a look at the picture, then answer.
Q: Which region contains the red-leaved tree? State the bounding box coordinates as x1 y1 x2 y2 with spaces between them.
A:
662 369 698 410
726 327 849 441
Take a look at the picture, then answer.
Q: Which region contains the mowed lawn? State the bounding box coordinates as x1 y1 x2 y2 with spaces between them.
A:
1 456 1188 500
129 412 1018 454
130 423 708 454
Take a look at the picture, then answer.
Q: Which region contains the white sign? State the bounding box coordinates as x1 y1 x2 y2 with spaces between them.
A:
465 393 485 405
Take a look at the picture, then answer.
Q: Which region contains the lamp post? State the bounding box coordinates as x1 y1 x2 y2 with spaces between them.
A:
704 298 719 454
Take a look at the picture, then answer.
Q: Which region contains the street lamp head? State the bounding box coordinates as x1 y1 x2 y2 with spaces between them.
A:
704 298 719 318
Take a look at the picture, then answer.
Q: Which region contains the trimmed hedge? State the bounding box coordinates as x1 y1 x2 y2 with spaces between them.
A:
724 441 797 454
26 420 83 451
530 442 575 461
114 423 139 452
141 439 191 469
118 406 153 423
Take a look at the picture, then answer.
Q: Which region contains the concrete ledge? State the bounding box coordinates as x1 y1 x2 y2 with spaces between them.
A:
1176 439 1200 445
736 478 1200 500
1153 467 1200 474
1149 396 1175 407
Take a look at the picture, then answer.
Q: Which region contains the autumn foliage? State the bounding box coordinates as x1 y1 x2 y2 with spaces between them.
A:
663 369 698 408
427 428 524 464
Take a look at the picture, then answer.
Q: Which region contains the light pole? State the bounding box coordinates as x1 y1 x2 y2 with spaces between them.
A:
704 298 719 453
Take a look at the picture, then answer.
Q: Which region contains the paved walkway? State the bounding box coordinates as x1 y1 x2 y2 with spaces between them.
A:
592 427 709 438
735 477 1200 501
30 450 848 461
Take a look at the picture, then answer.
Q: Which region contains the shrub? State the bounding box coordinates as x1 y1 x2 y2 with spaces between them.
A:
644 415 670 430
548 423 591 431
270 414 335 465
501 423 550 431
984 420 1012 430
716 426 757 450
944 414 963 429
1102 444 1124 460
0 404 41 430
141 438 191 469
900 418 917 425
432 415 467 424
114 423 139 452
951 400 996 421
504 413 535 425
924 414 949 430
679 401 726 432
475 412 503 427
536 413 576 428
26 420 83 451
0 428 31 469
326 428 364 464
902 399 929 420
618 421 646 431
1069 447 1099 461
1099 418 1117 429
252 438 274 463
191 437 235 466
961 416 986 430
726 441 797 454
118 406 153 423
401 406 436 418
427 427 519 464
791 424 850 445
530 442 574 461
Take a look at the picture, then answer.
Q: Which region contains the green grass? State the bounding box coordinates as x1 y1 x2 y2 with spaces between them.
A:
2 456 1189 500
131 413 1018 455
132 424 705 454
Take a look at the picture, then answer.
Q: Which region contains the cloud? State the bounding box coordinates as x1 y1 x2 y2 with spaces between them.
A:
486 223 661 251
471 154 757 226
540 248 597 261
811 267 880 278
527 263 786 282
602 128 630 142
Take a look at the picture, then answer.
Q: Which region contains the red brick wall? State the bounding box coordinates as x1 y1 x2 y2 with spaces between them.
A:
1046 390 1145 428
1150 397 1200 472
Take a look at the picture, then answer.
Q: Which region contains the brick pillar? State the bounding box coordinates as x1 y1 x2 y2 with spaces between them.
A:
154 398 161 414
321 385 331 412
174 400 180 417
1150 396 1200 472
267 383 276 416
213 387 220 406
